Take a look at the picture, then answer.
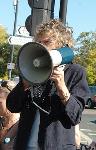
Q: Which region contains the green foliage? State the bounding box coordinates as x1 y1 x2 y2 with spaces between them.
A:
0 25 20 78
74 31 96 85
0 25 10 77
0 25 8 44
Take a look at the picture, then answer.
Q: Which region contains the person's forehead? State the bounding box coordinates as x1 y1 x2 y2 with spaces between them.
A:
0 92 6 98
37 30 54 38
37 37 51 42
37 33 56 43
0 89 9 98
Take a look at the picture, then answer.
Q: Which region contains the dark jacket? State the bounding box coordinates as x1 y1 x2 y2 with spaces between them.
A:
6 64 89 150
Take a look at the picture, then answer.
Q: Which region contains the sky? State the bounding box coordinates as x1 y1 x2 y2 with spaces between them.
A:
0 0 96 39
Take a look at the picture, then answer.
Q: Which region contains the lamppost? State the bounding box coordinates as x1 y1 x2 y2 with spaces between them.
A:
8 0 19 79
59 0 68 25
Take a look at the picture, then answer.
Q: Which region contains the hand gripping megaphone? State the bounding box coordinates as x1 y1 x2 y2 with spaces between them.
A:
17 42 74 84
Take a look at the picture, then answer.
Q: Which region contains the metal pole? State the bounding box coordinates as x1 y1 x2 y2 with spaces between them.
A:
59 0 68 25
8 0 19 80
50 0 55 19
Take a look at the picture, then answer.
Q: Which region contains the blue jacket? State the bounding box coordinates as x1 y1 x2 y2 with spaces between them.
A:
6 64 90 150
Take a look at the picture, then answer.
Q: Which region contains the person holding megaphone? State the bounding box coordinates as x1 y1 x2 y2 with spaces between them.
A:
6 19 89 150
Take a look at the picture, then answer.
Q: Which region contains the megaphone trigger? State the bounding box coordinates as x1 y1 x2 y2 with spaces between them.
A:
58 64 66 70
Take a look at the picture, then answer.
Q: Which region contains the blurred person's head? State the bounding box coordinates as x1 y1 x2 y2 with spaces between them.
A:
0 87 10 116
0 87 20 143
35 19 74 51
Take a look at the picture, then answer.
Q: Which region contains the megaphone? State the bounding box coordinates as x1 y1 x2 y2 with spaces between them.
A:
17 42 74 84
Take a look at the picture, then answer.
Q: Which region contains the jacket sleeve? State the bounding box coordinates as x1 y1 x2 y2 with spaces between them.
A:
64 65 90 125
51 64 90 126
65 66 89 125
6 81 26 113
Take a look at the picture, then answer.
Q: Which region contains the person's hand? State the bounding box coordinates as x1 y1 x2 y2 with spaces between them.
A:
50 65 65 86
50 65 70 104
89 141 96 150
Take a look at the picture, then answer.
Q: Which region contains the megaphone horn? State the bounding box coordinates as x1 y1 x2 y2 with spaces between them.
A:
17 42 74 84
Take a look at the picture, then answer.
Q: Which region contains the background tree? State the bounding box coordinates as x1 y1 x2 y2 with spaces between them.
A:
0 25 8 44
0 25 20 79
74 31 96 85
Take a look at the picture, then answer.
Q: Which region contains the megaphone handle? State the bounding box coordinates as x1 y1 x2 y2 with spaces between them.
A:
30 80 53 114
41 80 53 98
